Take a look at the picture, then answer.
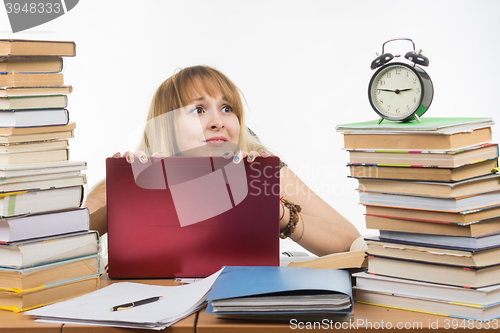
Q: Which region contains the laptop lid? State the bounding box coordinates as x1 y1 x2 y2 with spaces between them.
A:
106 156 280 278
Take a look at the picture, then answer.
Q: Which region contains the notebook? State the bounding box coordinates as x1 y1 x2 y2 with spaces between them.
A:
106 156 280 278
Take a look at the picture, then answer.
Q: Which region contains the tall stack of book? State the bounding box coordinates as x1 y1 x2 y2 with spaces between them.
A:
336 117 500 321
0 39 100 313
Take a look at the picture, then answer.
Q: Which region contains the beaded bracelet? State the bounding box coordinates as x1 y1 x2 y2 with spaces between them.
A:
279 198 302 239
279 196 285 221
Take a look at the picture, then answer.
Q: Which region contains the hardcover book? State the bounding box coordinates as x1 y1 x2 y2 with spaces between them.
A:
0 231 99 269
0 207 89 243
0 95 67 110
365 239 500 267
357 173 500 198
0 72 64 87
0 147 69 165
0 39 76 58
353 272 500 305
355 288 500 321
0 255 99 292
0 139 68 153
359 190 500 212
365 205 500 225
0 85 72 98
0 276 99 312
336 117 494 133
367 254 500 288
0 57 63 73
365 214 500 237
0 122 75 136
0 108 69 127
343 127 492 150
0 174 86 194
376 231 500 250
0 185 83 217
348 143 499 168
0 160 86 178
349 159 498 182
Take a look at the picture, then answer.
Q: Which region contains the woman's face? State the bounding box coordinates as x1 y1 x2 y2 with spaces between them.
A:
174 91 241 155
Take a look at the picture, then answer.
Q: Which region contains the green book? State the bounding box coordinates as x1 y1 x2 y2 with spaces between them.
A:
336 117 494 134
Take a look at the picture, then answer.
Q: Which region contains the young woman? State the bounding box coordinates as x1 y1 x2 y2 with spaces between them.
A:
86 65 360 256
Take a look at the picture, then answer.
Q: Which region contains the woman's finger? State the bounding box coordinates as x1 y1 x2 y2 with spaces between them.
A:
247 150 260 162
135 151 148 163
112 152 122 158
152 151 164 158
223 151 235 159
123 151 134 163
261 151 271 158
233 151 244 164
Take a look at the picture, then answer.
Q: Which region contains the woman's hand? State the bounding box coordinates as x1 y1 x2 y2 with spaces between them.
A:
223 150 271 164
113 150 268 164
113 151 164 163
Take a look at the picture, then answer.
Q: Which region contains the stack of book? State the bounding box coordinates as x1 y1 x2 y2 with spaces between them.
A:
0 39 100 313
336 117 500 321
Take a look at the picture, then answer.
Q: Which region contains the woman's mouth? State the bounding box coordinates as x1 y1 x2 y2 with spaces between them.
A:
205 136 228 146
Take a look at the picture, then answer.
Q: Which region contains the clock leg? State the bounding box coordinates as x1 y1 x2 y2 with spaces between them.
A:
413 114 421 123
377 118 384 125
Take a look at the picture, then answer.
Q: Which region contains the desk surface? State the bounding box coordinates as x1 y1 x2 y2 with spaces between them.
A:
196 302 461 333
0 274 491 332
0 310 62 333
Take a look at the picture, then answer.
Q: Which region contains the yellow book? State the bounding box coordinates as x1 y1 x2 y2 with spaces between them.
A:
0 276 99 312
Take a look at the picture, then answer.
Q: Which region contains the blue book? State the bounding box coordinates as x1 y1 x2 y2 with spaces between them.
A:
206 266 353 320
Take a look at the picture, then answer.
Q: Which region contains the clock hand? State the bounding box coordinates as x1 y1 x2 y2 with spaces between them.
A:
377 88 413 94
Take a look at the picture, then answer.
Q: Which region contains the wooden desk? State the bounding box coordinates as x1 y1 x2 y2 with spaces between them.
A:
196 302 489 332
1 274 493 332
0 309 62 333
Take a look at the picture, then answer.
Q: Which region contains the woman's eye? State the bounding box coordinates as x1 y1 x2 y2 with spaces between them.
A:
191 106 204 114
222 105 233 113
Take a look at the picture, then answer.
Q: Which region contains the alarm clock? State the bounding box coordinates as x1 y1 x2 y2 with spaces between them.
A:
368 38 434 123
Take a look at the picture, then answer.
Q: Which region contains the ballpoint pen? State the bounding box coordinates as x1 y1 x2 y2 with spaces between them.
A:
110 296 163 311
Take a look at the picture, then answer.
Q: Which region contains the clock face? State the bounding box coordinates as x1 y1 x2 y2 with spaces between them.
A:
369 63 423 120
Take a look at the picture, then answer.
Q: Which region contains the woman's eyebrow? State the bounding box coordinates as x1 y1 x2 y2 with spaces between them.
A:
192 96 228 102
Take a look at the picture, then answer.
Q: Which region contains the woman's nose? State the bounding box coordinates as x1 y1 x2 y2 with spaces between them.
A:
207 111 224 130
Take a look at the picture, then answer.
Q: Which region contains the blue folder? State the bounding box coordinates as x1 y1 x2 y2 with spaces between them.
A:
206 266 353 316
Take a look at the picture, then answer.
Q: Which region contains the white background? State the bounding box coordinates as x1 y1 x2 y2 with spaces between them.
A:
2 0 500 251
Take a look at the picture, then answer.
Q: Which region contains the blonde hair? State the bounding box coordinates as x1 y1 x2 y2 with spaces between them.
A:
88 65 269 206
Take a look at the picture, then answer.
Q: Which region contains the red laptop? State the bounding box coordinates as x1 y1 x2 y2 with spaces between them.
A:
106 156 280 278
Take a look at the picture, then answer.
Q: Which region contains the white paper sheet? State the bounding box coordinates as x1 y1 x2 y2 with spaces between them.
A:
26 270 222 330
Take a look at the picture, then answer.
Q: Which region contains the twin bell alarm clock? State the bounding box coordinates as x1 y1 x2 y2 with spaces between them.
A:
368 38 433 124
